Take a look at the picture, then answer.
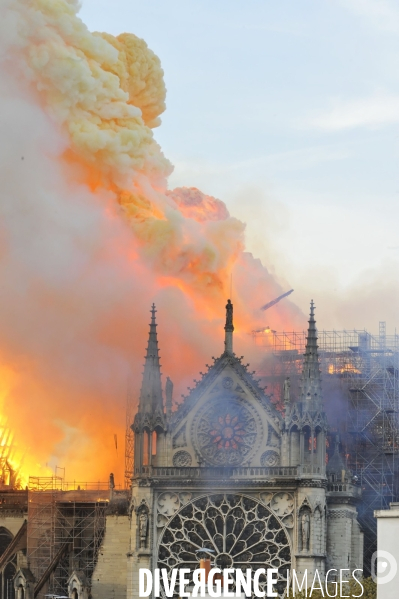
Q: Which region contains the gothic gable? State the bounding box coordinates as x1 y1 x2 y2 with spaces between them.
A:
169 352 282 468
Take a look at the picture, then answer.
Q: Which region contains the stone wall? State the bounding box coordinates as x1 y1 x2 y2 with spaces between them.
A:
0 515 25 537
351 518 363 571
326 504 358 571
91 515 130 599
0 490 28 538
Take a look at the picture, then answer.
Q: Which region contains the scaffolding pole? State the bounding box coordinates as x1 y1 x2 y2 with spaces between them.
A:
124 382 135 489
27 478 109 598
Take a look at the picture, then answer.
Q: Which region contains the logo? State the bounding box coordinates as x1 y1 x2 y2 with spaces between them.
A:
371 550 397 585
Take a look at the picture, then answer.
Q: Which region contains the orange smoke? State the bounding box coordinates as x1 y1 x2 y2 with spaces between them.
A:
0 0 304 485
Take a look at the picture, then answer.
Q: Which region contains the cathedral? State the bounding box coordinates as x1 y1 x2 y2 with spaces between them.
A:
0 301 363 599
128 300 363 597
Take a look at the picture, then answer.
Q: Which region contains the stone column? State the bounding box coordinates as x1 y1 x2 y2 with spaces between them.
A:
281 431 289 466
290 430 300 466
129 488 153 599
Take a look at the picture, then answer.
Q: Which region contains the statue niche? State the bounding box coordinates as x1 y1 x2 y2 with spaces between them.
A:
299 506 311 553
136 501 149 550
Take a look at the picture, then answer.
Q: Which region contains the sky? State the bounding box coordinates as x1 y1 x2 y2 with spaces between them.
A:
79 0 399 332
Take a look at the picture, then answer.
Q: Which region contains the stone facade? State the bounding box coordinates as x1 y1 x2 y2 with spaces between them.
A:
128 301 364 597
325 439 363 572
0 489 27 598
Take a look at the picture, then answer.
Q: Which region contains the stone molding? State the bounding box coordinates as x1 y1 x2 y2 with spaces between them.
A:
327 508 355 519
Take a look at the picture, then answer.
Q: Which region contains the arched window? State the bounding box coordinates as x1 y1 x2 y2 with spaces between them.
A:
142 430 150 466
152 431 157 456
3 562 16 599
0 528 13 557
72 590 78 599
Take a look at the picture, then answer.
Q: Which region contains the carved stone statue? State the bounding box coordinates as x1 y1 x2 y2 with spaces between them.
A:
109 472 115 490
301 512 310 552
225 299 234 331
139 510 148 548
283 377 291 403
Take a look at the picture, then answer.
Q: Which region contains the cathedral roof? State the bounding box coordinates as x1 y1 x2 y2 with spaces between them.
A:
171 301 281 431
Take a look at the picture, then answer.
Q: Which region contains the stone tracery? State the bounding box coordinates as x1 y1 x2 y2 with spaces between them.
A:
193 398 260 466
157 493 291 598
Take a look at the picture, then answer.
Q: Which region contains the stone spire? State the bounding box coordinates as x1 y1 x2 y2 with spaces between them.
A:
300 300 322 409
326 435 346 477
139 304 163 414
224 299 234 354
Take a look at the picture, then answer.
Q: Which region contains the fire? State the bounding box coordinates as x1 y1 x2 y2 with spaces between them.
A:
327 363 361 375
0 0 304 483
0 365 54 487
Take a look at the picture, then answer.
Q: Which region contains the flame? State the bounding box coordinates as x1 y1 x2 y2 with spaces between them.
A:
0 0 305 483
0 365 54 487
327 363 361 375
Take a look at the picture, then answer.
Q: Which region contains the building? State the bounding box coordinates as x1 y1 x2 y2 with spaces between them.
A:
129 300 363 597
374 502 399 599
0 301 363 598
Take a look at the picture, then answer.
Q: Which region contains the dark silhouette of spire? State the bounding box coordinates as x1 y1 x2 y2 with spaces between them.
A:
224 299 234 354
139 304 163 413
300 300 322 408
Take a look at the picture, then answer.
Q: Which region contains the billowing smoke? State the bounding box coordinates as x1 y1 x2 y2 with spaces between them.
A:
0 0 303 484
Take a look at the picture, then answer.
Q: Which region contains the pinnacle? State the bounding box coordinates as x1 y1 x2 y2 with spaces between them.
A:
300 300 322 406
139 303 164 413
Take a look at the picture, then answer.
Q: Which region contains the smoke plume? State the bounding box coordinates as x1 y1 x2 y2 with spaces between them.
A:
0 0 303 484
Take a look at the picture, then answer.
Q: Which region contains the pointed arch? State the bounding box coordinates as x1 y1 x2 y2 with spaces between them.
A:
0 527 13 557
3 562 16 599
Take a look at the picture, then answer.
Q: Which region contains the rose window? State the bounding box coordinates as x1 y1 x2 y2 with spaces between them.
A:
193 399 260 466
157 493 291 598
209 413 246 450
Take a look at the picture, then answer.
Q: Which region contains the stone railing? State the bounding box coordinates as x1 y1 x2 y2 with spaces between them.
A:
326 482 362 498
298 465 324 476
133 465 299 479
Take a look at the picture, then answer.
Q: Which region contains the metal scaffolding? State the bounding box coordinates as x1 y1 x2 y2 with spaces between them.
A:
27 478 110 598
254 323 399 574
124 383 135 489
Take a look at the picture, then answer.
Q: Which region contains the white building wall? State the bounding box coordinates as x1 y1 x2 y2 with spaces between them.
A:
374 503 399 599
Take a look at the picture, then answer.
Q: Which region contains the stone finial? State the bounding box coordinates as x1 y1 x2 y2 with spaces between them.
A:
300 300 323 408
224 299 234 354
139 304 164 415
283 377 291 403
